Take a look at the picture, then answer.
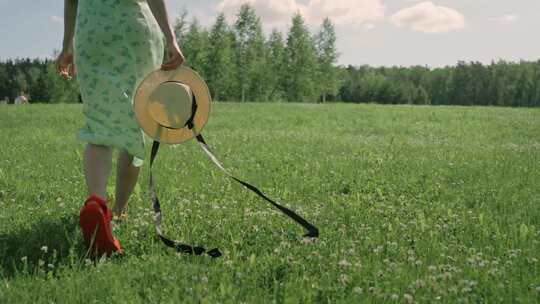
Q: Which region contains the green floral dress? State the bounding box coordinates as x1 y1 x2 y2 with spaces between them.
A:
74 0 164 166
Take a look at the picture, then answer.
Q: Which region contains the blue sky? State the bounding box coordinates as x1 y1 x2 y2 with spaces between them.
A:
0 0 536 67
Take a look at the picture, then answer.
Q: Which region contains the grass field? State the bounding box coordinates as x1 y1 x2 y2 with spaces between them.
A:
0 103 539 303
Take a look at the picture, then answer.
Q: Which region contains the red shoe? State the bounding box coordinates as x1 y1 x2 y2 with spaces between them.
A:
79 195 123 256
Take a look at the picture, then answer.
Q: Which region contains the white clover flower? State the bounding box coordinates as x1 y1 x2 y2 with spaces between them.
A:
338 274 350 285
404 293 414 304
415 279 426 289
338 259 351 268
40 246 48 253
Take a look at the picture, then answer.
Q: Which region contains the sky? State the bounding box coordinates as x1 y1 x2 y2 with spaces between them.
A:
0 0 536 67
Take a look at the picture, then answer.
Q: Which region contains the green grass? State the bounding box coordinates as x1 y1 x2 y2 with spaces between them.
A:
0 103 539 303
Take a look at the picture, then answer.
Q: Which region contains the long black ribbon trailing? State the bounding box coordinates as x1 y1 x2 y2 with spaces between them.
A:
194 133 319 239
149 133 319 257
150 141 222 258
148 94 318 257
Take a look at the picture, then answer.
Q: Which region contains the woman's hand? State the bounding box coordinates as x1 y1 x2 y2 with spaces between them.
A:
56 47 76 80
161 41 185 71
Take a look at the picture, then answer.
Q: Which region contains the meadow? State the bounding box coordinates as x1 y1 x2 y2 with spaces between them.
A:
0 103 539 303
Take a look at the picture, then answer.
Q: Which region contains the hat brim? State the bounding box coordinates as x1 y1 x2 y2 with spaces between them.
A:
134 67 211 144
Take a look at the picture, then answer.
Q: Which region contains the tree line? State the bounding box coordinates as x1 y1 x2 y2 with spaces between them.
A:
0 4 538 107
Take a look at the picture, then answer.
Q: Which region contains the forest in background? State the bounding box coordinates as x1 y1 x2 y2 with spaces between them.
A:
0 4 538 107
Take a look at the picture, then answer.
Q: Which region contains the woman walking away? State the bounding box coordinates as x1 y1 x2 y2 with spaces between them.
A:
57 0 185 256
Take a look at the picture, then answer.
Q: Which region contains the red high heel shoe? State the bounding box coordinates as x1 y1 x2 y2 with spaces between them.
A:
79 195 123 256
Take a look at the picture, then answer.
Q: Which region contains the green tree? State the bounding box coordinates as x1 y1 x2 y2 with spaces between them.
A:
315 18 340 102
266 30 286 101
14 69 28 93
207 13 235 101
28 65 51 102
182 18 210 78
0 64 11 100
284 13 318 102
174 7 189 43
233 4 266 102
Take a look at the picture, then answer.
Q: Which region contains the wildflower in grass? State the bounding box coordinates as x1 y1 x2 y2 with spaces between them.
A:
41 246 48 253
339 274 350 285
301 237 316 245
353 287 363 294
20 256 27 263
441 272 452 281
488 268 500 277
414 279 426 289
390 294 399 301
338 259 351 268
461 286 472 294
404 293 414 304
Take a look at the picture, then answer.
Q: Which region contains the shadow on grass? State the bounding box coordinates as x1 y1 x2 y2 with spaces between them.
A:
0 214 86 278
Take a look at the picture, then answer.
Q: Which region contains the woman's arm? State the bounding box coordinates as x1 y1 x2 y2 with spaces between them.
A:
146 0 175 43
146 0 185 70
57 0 78 80
62 0 78 51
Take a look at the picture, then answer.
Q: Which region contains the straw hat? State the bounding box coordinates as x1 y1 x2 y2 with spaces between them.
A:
133 67 211 144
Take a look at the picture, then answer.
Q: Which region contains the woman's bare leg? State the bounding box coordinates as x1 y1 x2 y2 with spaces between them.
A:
113 150 140 216
84 144 113 199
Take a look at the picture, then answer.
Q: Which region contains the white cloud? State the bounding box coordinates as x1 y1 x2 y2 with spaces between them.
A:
49 15 63 24
391 1 465 33
494 14 518 24
303 0 385 26
363 23 376 31
217 0 297 25
216 0 385 27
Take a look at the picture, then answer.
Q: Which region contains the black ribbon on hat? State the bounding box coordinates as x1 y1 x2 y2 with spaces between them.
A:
149 94 319 258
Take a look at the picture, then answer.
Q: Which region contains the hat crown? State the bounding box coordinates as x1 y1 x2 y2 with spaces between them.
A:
147 82 193 129
134 66 211 144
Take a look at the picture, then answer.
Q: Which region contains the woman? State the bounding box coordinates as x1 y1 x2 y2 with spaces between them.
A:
57 0 185 255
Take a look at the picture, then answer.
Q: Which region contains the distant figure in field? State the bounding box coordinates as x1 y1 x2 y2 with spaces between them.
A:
57 0 185 256
0 96 8 105
14 92 29 105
